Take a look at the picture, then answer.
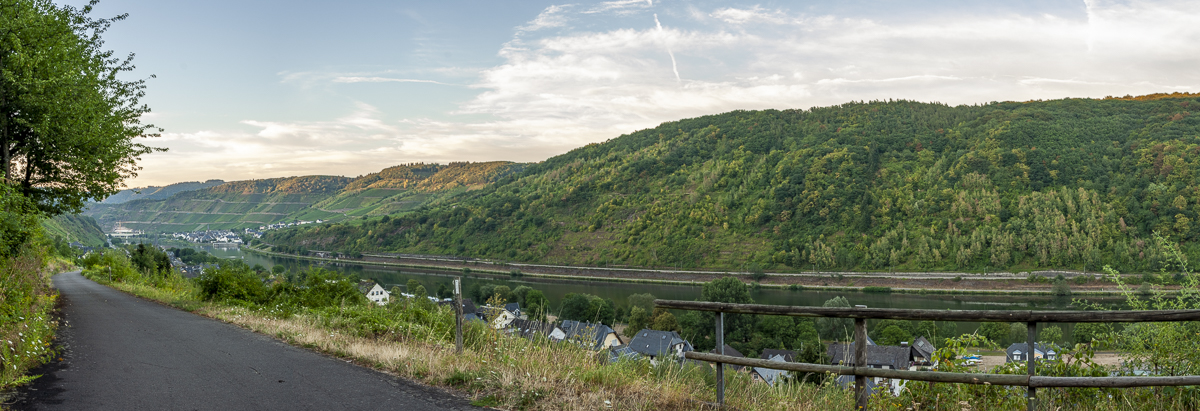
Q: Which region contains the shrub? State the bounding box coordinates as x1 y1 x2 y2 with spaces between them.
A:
862 286 892 293
195 261 269 304
1051 279 1072 296
1074 275 1090 285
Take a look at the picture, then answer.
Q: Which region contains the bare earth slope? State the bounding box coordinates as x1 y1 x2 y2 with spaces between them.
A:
10 271 477 411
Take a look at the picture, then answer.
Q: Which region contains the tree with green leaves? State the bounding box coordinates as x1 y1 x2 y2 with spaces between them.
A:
1 0 162 214
815 296 853 341
523 289 548 321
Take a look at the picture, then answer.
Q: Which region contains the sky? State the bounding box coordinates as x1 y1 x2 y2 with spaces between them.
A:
62 0 1200 187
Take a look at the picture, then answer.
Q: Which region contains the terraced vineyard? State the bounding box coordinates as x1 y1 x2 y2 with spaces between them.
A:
84 162 523 233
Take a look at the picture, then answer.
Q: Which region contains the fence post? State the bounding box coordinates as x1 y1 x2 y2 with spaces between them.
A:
455 277 463 354
854 315 868 409
716 311 725 407
1027 321 1037 411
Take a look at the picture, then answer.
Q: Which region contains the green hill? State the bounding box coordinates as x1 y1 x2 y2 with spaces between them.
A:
83 163 523 234
41 214 106 247
265 95 1200 273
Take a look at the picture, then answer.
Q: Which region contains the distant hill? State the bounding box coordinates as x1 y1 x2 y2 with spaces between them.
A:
83 163 522 234
100 180 226 204
265 96 1200 274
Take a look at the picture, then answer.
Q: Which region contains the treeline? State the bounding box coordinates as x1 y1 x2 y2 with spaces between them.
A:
267 96 1200 273
207 175 353 195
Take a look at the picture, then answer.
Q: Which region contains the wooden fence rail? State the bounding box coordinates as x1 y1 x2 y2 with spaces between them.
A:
654 299 1200 410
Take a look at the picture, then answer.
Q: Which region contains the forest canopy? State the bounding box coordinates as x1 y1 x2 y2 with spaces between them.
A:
267 96 1200 274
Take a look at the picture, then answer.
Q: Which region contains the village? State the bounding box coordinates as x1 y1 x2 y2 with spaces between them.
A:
352 280 1066 395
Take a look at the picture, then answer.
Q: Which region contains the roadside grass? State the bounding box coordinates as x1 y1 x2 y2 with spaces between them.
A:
80 262 853 410
0 250 66 392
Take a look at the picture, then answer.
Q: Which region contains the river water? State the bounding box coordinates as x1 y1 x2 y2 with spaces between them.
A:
193 244 1126 335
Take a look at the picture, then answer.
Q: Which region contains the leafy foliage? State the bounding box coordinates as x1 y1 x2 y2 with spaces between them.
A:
1 0 162 214
268 97 1200 273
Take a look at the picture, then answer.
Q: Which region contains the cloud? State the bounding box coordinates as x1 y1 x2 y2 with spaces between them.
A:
517 4 571 33
129 0 1200 186
331 77 457 85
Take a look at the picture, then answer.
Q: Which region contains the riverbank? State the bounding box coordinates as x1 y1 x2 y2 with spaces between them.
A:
243 246 1154 296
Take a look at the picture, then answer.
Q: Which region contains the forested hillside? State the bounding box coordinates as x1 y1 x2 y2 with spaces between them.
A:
266 96 1200 273
84 163 521 233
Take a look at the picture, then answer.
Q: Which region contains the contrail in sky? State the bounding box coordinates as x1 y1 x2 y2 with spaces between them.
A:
654 14 681 83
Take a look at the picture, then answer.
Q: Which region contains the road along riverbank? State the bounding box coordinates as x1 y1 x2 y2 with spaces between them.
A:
243 246 1154 296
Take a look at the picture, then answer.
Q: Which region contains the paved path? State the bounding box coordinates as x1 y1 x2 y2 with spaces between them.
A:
10 271 478 411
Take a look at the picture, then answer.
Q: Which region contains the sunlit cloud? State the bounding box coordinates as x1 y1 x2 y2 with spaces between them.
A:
129 0 1200 187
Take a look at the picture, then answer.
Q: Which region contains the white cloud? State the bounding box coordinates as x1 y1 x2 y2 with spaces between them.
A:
129 0 1200 186
331 77 456 85
518 4 571 33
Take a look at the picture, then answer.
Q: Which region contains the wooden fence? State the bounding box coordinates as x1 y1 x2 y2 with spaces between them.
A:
654 299 1200 410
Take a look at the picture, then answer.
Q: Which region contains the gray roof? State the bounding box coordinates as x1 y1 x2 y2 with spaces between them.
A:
504 303 521 315
508 319 554 339
607 345 641 363
627 329 693 358
437 298 477 315
356 280 378 294
760 349 797 363
827 343 911 369
1006 343 1055 362
558 320 616 350
911 336 936 360
752 355 790 386
712 345 745 371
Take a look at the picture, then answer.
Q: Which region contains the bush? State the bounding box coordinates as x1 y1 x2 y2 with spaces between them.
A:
1074 275 1090 285
862 286 892 293
195 261 269 304
1051 279 1072 296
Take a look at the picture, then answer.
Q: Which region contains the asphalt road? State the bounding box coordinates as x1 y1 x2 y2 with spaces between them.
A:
10 271 479 411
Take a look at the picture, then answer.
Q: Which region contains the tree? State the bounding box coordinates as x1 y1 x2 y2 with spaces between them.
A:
650 309 680 333
1072 322 1110 345
1040 325 1063 345
511 285 532 305
406 279 423 295
878 325 912 346
816 296 853 341
627 306 651 333
681 277 756 351
524 290 548 321
977 322 1008 344
1 0 162 214
627 293 656 313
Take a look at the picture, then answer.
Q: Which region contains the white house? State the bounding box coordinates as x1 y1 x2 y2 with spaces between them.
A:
357 281 390 305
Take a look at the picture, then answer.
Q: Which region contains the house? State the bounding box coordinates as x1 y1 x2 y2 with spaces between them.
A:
827 343 911 370
1006 343 1057 363
507 318 556 339
760 348 797 363
556 320 622 350
438 298 478 316
627 329 693 364
607 345 642 363
357 281 390 305
504 302 523 318
909 336 936 366
479 306 519 329
827 342 912 396
711 345 747 371
750 355 790 386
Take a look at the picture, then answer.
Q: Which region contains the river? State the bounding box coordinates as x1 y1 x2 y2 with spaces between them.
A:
191 244 1127 335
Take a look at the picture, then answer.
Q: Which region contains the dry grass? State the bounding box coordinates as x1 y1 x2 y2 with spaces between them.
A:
97 268 852 411
191 304 851 410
